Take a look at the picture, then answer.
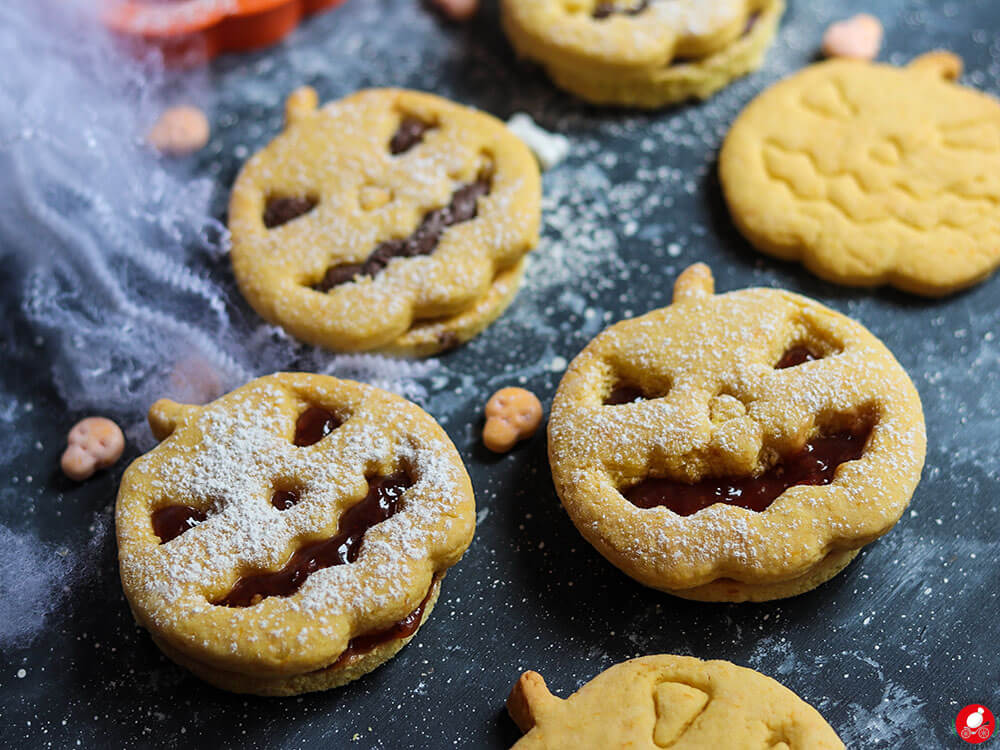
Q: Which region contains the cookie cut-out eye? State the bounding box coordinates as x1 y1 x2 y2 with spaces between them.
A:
604 378 669 405
624 417 873 516
293 407 343 447
263 195 317 228
390 116 435 155
775 345 822 369
271 489 302 511
152 505 207 543
215 469 414 607
605 384 646 405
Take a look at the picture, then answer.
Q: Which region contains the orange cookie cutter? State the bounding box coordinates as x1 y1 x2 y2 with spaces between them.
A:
103 0 346 65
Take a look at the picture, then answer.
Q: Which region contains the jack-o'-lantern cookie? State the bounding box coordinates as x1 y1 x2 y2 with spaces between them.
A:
116 373 475 695
507 655 844 748
500 0 784 108
548 264 925 602
229 87 541 355
721 52 1000 295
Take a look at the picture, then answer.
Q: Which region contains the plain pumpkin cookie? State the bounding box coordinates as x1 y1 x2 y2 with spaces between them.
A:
229 87 541 355
547 264 926 602
116 373 476 695
501 0 785 108
507 655 844 749
721 52 1000 296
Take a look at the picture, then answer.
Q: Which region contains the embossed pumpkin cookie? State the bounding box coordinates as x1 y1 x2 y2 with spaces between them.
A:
548 264 926 602
116 373 476 695
507 655 844 749
721 52 1000 296
229 88 541 355
501 0 784 108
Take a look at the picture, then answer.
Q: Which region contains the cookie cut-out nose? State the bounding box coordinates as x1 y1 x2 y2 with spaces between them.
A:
152 505 207 543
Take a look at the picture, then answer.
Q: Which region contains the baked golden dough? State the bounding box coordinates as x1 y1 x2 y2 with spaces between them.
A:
501 0 784 108
721 52 1000 296
229 88 541 354
547 264 926 601
116 373 476 695
507 655 844 749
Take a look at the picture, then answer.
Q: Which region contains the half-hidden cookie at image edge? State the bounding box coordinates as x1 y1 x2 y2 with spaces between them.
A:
507 655 844 749
547 263 926 602
501 0 785 108
229 87 541 356
115 373 476 695
721 52 1000 296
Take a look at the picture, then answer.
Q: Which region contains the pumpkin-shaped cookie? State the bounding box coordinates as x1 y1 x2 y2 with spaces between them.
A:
548 264 926 602
507 655 844 749
229 87 541 355
721 52 1000 295
501 0 785 108
116 373 476 695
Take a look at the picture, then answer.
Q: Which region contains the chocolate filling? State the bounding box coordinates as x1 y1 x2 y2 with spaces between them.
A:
152 505 207 543
216 470 413 607
390 117 435 155
331 578 438 668
293 407 343 447
624 423 872 516
314 178 491 291
263 196 317 228
775 346 821 369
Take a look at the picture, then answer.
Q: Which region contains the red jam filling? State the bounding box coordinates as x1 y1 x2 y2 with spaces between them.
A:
332 579 438 667
776 346 821 369
293 407 342 447
152 505 207 543
624 425 871 516
605 384 647 405
216 471 413 607
271 490 301 511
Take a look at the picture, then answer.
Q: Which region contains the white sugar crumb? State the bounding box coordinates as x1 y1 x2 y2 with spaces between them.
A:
121 377 467 659
507 113 572 171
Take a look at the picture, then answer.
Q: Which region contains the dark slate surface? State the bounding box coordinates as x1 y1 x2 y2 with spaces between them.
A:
2 0 998 748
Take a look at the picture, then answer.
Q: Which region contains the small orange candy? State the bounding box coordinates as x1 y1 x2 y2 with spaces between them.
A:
147 106 210 156
483 387 543 453
432 0 479 22
61 417 126 482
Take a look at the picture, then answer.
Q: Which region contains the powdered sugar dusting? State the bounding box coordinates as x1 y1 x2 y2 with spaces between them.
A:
549 282 926 587
118 374 472 671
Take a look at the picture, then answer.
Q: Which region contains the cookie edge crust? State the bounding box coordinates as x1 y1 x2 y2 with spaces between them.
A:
664 547 860 602
150 578 442 696
505 0 784 109
377 258 526 357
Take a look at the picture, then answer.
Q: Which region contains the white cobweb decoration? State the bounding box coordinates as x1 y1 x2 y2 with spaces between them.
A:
3 0 436 439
